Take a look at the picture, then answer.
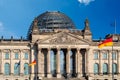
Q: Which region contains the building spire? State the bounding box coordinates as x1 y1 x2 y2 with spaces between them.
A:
83 18 92 40
84 18 90 30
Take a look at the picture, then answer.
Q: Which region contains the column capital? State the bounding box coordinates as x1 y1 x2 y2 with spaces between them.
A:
67 48 71 51
47 48 51 51
76 48 80 51
57 48 61 51
86 48 90 51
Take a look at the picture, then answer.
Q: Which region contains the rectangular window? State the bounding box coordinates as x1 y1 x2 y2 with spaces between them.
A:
24 53 28 59
103 53 107 59
5 53 9 59
94 52 98 59
112 52 116 60
15 53 19 59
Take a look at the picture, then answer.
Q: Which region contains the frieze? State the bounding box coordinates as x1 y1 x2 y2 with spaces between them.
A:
50 37 77 44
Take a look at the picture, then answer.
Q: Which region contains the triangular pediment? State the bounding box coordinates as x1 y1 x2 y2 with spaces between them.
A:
37 32 90 45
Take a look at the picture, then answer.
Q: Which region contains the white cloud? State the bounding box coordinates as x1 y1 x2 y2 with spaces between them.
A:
78 0 95 5
0 22 4 31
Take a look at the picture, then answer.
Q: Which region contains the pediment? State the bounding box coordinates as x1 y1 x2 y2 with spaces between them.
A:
37 32 90 45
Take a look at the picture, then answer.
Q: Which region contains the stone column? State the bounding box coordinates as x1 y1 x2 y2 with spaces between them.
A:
108 50 112 76
0 50 2 77
76 48 82 78
56 48 61 78
0 50 3 74
66 48 70 74
99 50 102 75
117 50 120 75
38 48 41 77
10 49 14 75
20 50 23 76
30 44 35 80
47 48 52 78
0 50 1 73
86 49 89 76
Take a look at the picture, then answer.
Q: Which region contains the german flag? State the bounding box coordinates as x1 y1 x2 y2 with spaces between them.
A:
98 37 113 48
29 60 36 66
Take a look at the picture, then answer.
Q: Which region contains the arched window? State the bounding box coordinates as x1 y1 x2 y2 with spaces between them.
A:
103 63 108 75
4 63 10 75
5 53 9 59
24 63 29 75
14 63 20 75
94 63 99 74
15 53 19 59
113 63 117 74
94 52 98 59
24 53 28 59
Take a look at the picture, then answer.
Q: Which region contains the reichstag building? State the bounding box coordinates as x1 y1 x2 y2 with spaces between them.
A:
0 11 120 80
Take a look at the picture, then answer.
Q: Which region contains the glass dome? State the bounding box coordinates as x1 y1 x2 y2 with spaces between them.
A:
35 11 76 29
30 11 76 29
27 11 76 38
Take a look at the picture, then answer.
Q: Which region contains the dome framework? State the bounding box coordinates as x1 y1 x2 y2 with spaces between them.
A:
28 11 76 36
36 11 76 29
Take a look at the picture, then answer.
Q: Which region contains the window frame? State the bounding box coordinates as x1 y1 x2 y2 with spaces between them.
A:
94 52 99 60
5 53 9 59
94 63 99 75
103 53 107 60
15 53 19 59
112 52 117 60
4 63 10 75
24 53 28 59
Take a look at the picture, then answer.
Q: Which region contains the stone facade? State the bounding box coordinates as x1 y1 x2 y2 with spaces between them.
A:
0 11 120 80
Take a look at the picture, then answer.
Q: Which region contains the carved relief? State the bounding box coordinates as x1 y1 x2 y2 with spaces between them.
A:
38 32 89 45
49 33 79 44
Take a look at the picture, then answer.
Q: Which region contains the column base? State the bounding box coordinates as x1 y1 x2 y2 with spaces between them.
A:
29 76 34 80
88 77 93 80
41 73 45 77
99 73 103 76
57 73 61 78
47 73 52 78
77 73 82 78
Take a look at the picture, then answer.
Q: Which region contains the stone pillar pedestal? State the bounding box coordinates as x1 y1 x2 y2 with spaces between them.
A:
47 73 52 78
30 74 35 80
57 73 61 78
77 73 82 78
88 77 92 80
41 73 45 77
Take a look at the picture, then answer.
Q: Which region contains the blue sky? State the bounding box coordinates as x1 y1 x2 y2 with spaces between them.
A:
0 0 120 39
